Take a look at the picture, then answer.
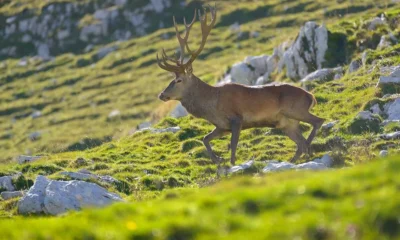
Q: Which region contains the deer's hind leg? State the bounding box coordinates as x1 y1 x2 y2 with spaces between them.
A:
281 119 308 163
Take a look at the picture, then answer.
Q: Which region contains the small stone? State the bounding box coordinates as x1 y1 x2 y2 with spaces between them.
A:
379 150 388 157
0 176 15 191
229 160 254 173
1 191 25 200
17 155 42 164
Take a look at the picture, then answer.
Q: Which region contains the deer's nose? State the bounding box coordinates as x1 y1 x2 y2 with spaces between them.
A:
158 93 170 101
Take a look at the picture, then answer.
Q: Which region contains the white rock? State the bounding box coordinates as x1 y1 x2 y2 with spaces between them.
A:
137 122 152 130
31 111 42 119
380 131 400 140
17 155 42 164
383 98 400 121
370 104 382 115
29 132 41 141
263 154 333 173
230 22 241 32
0 176 15 191
349 59 362 73
57 29 70 40
229 61 256 85
37 44 50 59
18 176 122 215
21 34 32 43
43 179 122 215
263 161 295 172
60 171 119 184
108 110 120 119
301 67 342 83
1 191 25 200
279 22 328 80
356 111 376 121
139 126 181 134
97 46 118 59
366 17 386 30
312 154 333 167
245 55 269 77
18 175 50 214
322 121 338 130
377 35 392 50
17 59 28 67
229 160 254 173
379 150 388 157
170 103 188 118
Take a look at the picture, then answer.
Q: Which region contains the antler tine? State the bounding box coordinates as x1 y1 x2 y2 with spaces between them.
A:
184 5 217 67
172 9 197 63
156 53 183 73
162 48 179 64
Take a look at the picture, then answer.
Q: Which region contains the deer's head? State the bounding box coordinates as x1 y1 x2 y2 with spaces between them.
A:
157 6 217 102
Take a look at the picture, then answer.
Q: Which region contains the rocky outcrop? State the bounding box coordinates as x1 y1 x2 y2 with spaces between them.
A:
278 22 328 80
0 176 15 191
0 0 184 58
18 176 122 215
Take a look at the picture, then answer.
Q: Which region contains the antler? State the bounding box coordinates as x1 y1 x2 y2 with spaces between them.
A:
156 5 217 73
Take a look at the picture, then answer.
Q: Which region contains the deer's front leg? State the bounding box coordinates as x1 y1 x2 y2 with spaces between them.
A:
203 127 227 164
230 117 242 165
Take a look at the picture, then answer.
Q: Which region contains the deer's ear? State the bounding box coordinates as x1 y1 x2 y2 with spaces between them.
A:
185 64 193 76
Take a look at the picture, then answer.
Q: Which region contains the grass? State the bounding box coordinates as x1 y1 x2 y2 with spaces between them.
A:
0 0 399 238
0 0 397 162
0 156 399 239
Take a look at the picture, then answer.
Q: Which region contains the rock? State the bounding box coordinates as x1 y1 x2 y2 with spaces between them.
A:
31 111 42 119
17 58 28 67
0 176 15 191
349 59 362 73
229 160 254 173
97 46 118 60
380 131 400 140
279 22 328 80
356 111 376 121
229 61 257 85
379 150 388 157
1 191 25 200
29 132 41 141
245 55 269 77
17 155 42 164
256 72 270 85
170 103 188 118
263 161 294 172
366 17 386 30
137 122 152 130
262 154 332 173
18 176 49 214
18 176 122 215
139 126 181 134
60 171 119 184
377 35 392 50
370 104 382 115
57 29 70 40
229 22 241 32
108 110 120 119
301 67 343 83
322 121 338 130
37 44 50 59
383 98 400 121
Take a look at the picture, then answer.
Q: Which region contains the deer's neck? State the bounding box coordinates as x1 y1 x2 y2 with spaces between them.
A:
180 77 218 119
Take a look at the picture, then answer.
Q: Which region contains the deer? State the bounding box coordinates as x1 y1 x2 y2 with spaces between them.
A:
156 6 325 165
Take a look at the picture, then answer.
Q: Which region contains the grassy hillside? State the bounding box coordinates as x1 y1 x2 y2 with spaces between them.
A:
0 0 399 238
0 156 399 239
0 0 397 162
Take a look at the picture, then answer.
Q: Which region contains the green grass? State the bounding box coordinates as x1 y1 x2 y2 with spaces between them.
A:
0 0 397 162
0 0 399 238
0 156 399 239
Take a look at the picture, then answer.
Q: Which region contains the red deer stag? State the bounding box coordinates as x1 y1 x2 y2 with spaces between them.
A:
156 6 325 165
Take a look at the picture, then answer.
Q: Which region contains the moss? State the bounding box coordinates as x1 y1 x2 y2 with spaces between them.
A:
348 117 382 134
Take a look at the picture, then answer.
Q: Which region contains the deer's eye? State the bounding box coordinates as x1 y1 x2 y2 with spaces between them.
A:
176 79 182 83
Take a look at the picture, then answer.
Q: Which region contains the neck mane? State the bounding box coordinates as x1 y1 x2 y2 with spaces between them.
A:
180 76 218 118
